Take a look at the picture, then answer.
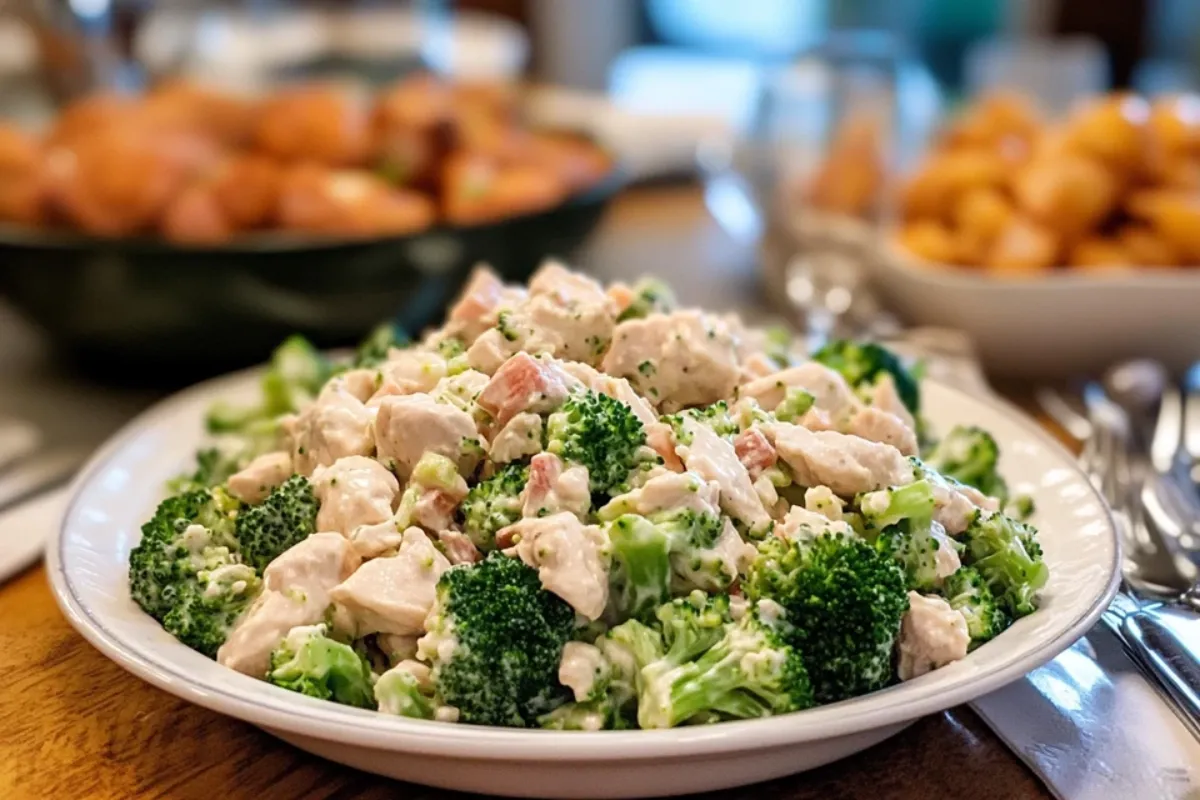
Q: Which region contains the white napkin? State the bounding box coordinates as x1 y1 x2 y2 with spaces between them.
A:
0 487 67 585
971 624 1200 799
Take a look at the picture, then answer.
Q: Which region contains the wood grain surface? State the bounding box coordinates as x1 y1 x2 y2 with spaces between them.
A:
0 186 1054 800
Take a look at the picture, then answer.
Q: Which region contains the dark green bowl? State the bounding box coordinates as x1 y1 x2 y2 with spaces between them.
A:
0 171 621 384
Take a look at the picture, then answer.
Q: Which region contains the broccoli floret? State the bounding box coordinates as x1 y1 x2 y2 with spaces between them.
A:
205 335 332 435
745 532 908 704
664 401 738 445
166 446 243 494
375 666 437 719
162 559 261 657
617 277 677 322
924 425 1008 500
607 514 674 621
538 699 630 730
941 567 1009 647
857 480 936 535
435 336 465 360
354 321 411 368
773 388 815 422
459 463 528 550
960 512 1049 619
1005 494 1036 521
235 475 319 572
421 552 576 727
129 489 242 620
546 389 648 497
266 624 376 708
636 592 813 728
811 339 919 413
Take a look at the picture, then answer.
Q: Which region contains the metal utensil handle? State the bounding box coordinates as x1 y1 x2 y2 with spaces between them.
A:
1122 606 1200 739
1183 364 1200 465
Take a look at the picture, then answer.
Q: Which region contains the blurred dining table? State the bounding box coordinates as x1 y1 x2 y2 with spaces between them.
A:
0 183 1053 800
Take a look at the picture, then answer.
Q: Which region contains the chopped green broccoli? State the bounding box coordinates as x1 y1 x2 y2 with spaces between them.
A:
635 592 813 728
774 388 815 422
375 666 437 719
857 480 936 535
459 463 528 550
235 475 319 572
354 321 410 368
435 336 466 360
960 512 1049 619
538 699 630 730
617 277 677 322
859 480 953 592
762 325 795 369
266 624 376 708
422 552 576 727
811 339 920 413
664 400 739 445
546 389 648 497
941 566 1009 647
745 531 908 703
161 559 261 658
1005 494 1036 521
261 335 334 416
129 489 242 620
607 514 674 621
924 425 1008 500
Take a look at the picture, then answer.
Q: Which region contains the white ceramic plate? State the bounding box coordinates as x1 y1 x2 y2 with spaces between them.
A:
48 369 1119 798
867 242 1200 379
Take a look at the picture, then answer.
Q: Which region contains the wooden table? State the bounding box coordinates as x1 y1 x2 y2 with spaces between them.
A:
0 186 1053 800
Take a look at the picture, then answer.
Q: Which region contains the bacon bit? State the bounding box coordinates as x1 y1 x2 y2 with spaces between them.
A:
476 352 573 429
438 530 482 565
646 422 684 472
735 428 777 479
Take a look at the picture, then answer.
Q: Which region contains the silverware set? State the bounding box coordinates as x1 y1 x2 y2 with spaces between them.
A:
1039 361 1200 739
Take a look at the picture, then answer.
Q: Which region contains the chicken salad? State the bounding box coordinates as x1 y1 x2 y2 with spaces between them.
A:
128 262 1047 730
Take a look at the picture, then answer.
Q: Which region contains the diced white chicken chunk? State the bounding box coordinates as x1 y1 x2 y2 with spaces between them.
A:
475 353 579 431
226 451 293 504
489 412 544 464
429 369 489 413
929 521 963 583
502 512 610 620
778 504 854 541
738 362 861 422
349 520 405 560
377 633 420 665
897 592 970 681
870 373 917 432
465 328 512 375
770 423 914 497
845 407 919 456
329 527 450 636
602 471 721 519
437 530 482 565
521 452 591 520
325 368 379 404
924 470 1001 535
443 264 527 344
559 360 657 426
284 383 376 476
733 427 777 479
558 641 608 703
311 455 400 537
370 350 448 402
217 533 360 676
602 310 741 412
374 393 481 480
803 486 845 521
676 417 771 529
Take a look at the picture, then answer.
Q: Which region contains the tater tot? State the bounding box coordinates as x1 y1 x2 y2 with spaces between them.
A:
46 93 135 146
899 149 1008 221
1012 155 1118 238
210 154 282 230
1068 237 1131 269
1063 94 1150 176
255 84 373 166
1119 225 1180 266
1141 192 1200 261
985 216 1060 271
953 186 1012 245
0 124 40 176
160 183 235 245
894 220 959 264
277 164 435 237
140 80 257 146
523 134 612 194
939 90 1041 151
441 152 567 226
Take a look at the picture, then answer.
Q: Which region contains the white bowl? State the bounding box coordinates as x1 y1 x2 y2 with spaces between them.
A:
48 369 1119 798
868 242 1200 378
